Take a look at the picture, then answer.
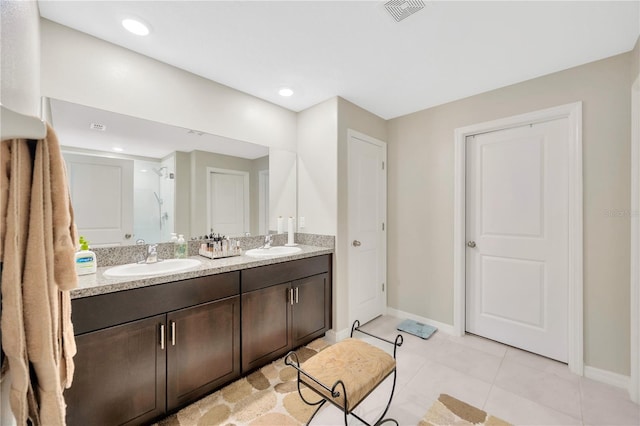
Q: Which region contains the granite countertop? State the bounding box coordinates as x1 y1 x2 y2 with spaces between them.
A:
72 244 333 299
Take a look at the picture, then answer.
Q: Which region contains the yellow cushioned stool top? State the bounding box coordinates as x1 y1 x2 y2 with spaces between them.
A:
299 338 396 412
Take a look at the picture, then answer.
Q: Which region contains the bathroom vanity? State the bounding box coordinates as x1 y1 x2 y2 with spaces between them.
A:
65 248 332 426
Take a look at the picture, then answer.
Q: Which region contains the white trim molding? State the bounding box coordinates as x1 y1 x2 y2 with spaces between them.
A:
386 307 456 336
584 366 631 391
630 74 640 403
325 327 351 344
453 102 584 375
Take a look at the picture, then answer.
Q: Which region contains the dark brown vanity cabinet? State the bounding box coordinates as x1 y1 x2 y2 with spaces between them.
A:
241 255 332 372
66 272 241 426
166 296 240 410
67 314 167 426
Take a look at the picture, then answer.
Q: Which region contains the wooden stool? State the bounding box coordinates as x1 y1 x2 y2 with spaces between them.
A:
285 320 403 425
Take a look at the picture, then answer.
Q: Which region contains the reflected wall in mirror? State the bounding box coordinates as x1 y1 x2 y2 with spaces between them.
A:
47 98 296 247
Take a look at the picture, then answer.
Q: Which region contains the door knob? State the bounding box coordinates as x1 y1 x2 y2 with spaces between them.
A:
467 241 476 248
352 240 362 247
124 233 132 239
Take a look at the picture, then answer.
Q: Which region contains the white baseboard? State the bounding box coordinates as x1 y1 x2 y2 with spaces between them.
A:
384 309 632 394
584 365 631 391
385 307 456 335
325 327 351 343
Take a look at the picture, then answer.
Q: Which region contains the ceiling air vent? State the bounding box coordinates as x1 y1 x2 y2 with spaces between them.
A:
384 0 425 22
90 123 107 132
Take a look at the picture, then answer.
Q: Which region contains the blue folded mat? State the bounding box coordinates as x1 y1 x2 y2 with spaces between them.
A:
397 319 437 339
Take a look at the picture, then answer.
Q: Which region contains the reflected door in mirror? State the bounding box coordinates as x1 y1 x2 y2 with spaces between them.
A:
64 153 133 247
207 169 249 237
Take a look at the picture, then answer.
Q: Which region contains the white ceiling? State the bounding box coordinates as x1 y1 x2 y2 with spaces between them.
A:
50 98 269 159
39 1 639 120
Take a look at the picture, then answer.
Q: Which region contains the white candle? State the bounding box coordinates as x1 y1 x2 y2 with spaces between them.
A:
277 216 284 234
287 217 295 245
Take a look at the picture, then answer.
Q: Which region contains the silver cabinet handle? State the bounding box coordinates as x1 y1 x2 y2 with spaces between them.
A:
160 324 165 350
170 321 176 346
289 288 294 305
467 241 476 248
295 287 299 304
352 240 361 247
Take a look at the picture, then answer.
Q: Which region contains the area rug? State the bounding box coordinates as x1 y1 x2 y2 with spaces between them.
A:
155 338 330 426
419 393 512 426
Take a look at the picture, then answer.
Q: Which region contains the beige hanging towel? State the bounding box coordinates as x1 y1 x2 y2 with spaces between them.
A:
1 124 78 425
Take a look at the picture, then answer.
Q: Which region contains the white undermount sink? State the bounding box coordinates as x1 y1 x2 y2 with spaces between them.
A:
104 258 201 278
244 246 302 258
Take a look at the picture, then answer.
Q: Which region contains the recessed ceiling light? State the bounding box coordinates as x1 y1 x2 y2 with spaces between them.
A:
113 147 124 152
278 88 294 97
122 18 150 36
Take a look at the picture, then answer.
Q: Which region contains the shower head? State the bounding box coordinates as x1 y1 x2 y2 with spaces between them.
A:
152 166 167 177
152 166 174 178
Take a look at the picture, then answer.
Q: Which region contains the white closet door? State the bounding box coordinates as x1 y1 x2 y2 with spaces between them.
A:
466 118 569 362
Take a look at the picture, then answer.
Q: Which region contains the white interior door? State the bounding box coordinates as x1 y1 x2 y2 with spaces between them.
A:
64 153 134 247
348 131 387 325
207 169 249 237
465 119 569 362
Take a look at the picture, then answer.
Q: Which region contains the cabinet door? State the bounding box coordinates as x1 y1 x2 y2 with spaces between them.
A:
241 282 291 372
292 273 331 347
65 315 166 426
166 296 241 410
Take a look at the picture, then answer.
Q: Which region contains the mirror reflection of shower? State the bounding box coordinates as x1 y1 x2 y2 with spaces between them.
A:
151 166 174 231
134 157 175 243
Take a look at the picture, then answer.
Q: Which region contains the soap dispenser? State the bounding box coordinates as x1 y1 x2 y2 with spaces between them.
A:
75 236 97 276
175 234 187 259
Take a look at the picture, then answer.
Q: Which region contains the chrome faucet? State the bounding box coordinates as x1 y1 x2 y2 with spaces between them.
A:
144 244 159 264
263 234 273 249
136 239 160 264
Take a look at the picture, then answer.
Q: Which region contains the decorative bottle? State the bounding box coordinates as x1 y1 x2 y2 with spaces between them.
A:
75 236 97 276
175 234 187 259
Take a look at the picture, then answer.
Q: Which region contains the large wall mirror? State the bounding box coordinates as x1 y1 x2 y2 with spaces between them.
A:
45 98 297 247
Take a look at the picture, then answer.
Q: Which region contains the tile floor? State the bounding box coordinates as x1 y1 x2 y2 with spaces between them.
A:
312 315 640 426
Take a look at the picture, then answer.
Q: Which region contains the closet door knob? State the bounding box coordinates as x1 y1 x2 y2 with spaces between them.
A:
467 241 476 248
352 240 361 247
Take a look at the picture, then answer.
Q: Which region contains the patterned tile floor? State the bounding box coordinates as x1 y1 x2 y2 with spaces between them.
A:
313 315 640 426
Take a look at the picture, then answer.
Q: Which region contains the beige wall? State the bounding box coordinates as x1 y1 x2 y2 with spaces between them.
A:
189 150 263 237
388 52 633 375
632 37 639 82
335 97 387 332
40 19 297 152
174 152 191 239
296 96 387 333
